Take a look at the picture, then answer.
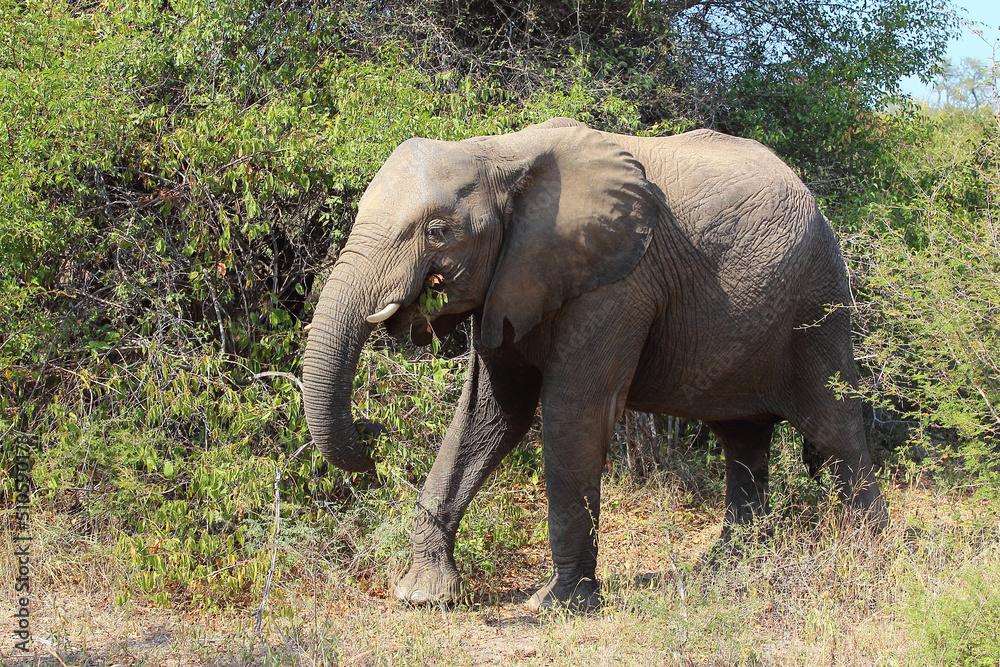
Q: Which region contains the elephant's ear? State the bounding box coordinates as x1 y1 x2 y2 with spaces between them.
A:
481 125 659 348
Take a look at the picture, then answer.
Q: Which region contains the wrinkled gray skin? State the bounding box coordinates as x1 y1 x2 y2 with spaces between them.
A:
302 118 887 611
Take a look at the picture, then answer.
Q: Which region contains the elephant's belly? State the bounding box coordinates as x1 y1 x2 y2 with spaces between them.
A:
626 322 780 422
624 383 773 422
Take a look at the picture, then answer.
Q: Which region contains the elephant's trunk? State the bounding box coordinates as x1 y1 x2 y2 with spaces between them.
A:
302 259 382 473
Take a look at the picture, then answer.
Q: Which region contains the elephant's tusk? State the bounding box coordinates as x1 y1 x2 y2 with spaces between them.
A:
366 302 401 323
303 323 313 332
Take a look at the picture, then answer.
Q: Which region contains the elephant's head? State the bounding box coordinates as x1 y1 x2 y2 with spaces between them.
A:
302 118 661 472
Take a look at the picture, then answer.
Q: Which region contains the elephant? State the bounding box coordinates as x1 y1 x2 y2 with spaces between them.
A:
301 117 887 611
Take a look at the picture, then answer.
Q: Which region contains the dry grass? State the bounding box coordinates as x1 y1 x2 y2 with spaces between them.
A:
4 472 999 666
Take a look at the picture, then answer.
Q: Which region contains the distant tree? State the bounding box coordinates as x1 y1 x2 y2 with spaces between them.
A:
933 57 996 109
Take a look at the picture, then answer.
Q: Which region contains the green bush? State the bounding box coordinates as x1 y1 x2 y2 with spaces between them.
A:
850 106 1000 490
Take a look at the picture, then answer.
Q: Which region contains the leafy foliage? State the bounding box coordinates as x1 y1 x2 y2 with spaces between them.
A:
931 57 998 109
850 104 1000 489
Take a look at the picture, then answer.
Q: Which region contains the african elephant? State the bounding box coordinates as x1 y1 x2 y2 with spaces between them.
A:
301 117 887 611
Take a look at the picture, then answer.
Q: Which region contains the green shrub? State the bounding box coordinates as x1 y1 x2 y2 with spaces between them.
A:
850 106 1000 490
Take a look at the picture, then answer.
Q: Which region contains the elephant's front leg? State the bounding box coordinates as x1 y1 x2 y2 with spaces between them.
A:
527 404 612 612
394 350 541 604
526 289 650 611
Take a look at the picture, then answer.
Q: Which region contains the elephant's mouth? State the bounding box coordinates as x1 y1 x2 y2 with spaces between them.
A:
385 303 427 338
379 271 445 337
381 273 476 345
387 307 469 346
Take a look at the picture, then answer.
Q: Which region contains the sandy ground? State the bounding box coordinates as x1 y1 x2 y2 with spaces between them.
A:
3 482 997 665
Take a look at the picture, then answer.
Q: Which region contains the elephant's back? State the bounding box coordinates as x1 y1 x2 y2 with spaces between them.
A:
617 130 817 246
615 130 842 304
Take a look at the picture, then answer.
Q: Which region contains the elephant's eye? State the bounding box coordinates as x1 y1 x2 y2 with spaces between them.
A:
426 221 449 246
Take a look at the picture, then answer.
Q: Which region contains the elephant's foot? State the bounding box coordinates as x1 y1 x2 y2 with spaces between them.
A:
527 572 601 613
393 562 462 604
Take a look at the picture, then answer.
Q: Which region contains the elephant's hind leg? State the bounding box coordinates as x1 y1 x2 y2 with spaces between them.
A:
784 329 888 530
787 400 888 530
395 348 541 605
706 419 777 542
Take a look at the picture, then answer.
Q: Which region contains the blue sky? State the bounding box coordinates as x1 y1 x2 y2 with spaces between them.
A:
900 0 998 99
